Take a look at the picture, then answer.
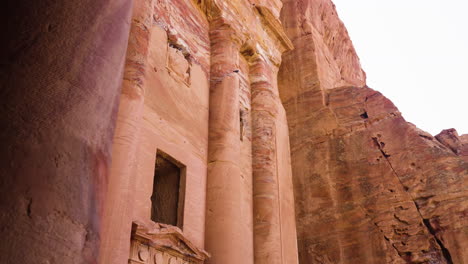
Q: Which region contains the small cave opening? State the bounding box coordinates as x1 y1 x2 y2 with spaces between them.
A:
360 111 369 119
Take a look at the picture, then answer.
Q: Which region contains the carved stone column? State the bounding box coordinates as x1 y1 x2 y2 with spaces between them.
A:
205 19 249 264
250 54 283 264
99 0 154 263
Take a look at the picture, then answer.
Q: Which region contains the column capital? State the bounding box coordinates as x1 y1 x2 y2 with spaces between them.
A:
209 17 244 48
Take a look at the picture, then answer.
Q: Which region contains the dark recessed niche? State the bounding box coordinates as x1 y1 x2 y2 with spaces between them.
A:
151 151 186 228
360 112 369 119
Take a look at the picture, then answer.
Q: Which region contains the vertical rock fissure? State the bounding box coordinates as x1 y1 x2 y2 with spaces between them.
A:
371 137 390 158
26 198 32 218
422 219 454 264
371 136 453 263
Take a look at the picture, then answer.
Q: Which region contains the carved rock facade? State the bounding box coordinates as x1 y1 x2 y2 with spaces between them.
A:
100 0 298 264
0 0 466 263
129 222 209 264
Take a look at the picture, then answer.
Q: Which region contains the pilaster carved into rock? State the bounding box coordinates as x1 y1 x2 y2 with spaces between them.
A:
205 20 249 264
250 54 282 264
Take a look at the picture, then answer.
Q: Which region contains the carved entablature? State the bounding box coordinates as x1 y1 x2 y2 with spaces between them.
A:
255 5 294 53
192 0 293 60
129 221 210 264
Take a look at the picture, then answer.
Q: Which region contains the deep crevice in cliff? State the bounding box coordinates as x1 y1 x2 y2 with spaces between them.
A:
371 135 454 264
371 137 390 158
26 198 32 218
422 219 454 264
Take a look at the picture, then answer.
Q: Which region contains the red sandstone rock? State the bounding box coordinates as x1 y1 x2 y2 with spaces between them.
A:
461 134 468 157
435 128 468 157
2 0 466 263
279 0 467 263
0 0 132 263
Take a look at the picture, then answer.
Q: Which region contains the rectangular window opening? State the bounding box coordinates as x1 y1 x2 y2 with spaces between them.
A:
151 150 186 228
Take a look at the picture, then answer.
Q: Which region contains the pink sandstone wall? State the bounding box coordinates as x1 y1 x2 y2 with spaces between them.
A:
0 0 132 263
100 0 210 262
100 0 155 262
276 97 300 264
134 14 210 248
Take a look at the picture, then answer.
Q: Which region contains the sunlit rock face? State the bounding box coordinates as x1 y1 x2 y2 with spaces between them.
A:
279 0 468 263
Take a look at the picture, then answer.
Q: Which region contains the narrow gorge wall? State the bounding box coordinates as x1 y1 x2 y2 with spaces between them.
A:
0 0 132 263
279 0 468 263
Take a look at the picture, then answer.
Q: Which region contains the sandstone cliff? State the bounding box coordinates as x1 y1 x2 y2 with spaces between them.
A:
1 0 466 263
279 0 468 263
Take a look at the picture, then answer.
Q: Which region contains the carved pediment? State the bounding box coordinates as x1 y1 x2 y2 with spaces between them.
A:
129 221 210 264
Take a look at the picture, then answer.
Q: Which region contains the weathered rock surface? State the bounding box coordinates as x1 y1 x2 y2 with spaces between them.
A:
436 129 468 158
0 0 132 263
279 0 468 263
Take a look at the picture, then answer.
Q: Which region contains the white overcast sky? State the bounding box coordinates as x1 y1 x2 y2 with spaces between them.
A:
332 0 468 135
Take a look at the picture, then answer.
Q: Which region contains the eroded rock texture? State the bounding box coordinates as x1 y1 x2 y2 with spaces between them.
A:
435 129 468 158
279 0 468 263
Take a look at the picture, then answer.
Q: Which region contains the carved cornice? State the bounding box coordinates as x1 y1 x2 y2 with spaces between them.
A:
192 0 293 66
255 5 294 52
193 0 293 53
